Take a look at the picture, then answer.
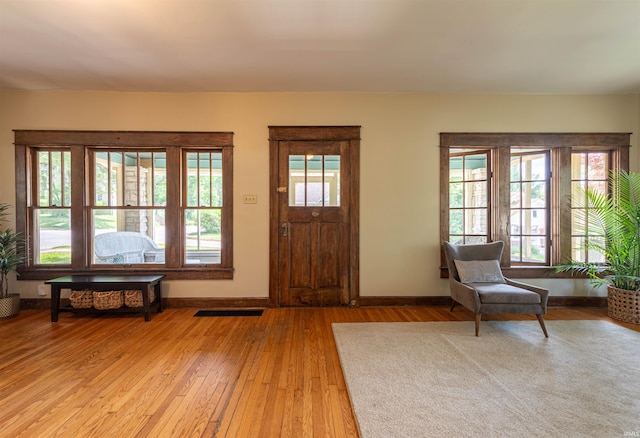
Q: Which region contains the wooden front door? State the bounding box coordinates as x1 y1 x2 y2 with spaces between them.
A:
269 126 360 307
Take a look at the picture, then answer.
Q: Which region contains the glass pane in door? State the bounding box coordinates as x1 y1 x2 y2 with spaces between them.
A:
324 155 340 206
288 154 341 207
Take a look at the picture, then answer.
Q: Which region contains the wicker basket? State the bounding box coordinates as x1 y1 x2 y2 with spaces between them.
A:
69 290 94 309
93 291 123 310
123 289 156 308
607 286 640 324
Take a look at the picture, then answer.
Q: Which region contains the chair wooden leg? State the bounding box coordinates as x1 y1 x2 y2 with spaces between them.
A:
536 314 549 338
450 300 457 312
475 314 481 336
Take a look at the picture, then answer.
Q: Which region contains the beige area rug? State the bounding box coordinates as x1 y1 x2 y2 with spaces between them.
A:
332 320 640 438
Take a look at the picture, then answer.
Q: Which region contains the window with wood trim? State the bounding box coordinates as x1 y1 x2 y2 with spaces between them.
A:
440 133 631 278
14 130 234 280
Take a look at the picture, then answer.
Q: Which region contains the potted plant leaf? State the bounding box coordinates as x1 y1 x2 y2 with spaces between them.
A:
0 203 24 318
556 170 640 324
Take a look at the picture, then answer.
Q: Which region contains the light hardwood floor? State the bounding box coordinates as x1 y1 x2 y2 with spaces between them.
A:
1 306 637 437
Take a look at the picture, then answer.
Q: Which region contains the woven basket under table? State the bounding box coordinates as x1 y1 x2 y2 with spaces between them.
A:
69 290 94 309
93 291 124 310
123 289 156 308
608 286 640 325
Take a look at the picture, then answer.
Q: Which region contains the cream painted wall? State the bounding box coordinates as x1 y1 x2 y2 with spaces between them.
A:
1 91 638 300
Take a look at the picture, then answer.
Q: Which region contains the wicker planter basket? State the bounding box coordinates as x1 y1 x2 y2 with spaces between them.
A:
608 285 640 324
0 293 20 318
93 291 123 310
69 290 94 309
123 290 155 308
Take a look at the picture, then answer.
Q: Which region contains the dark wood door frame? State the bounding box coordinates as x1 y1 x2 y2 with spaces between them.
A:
269 126 360 307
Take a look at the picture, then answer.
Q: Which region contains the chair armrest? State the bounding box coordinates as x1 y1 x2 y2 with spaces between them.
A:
504 278 549 305
449 279 482 312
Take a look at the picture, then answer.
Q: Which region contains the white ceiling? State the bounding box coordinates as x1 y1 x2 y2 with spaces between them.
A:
1 0 639 94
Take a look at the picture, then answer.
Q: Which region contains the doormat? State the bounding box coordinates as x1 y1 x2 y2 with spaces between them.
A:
194 309 264 317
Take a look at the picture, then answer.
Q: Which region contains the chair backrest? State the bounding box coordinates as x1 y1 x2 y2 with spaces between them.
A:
443 241 504 282
95 231 159 259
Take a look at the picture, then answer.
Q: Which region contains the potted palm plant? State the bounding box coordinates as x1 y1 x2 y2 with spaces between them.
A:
0 203 24 318
556 170 640 324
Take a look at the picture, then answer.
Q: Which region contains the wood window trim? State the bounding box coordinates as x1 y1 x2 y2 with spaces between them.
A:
439 132 631 279
14 130 234 281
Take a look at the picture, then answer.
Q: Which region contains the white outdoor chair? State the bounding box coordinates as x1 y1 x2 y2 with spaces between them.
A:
94 231 165 264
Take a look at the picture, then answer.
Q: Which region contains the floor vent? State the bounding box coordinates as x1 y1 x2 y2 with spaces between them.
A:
194 309 264 317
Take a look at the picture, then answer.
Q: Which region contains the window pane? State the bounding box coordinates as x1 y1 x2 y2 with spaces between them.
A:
92 209 165 264
587 180 607 195
38 150 71 207
324 155 340 207
571 237 586 261
464 208 487 235
110 152 121 205
571 153 586 179
510 237 521 262
449 210 463 234
510 183 521 208
464 181 487 208
571 208 586 235
95 152 109 206
521 182 546 208
465 155 487 180
184 209 221 264
448 235 463 244
38 152 49 205
35 209 71 264
124 152 139 206
152 153 167 206
587 154 608 179
289 155 305 206
510 211 520 235
449 183 463 208
510 157 520 181
588 237 606 264
520 236 546 263
306 156 323 206
449 156 462 182
520 209 545 234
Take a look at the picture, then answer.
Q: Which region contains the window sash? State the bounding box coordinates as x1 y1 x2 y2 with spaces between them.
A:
182 150 225 266
570 151 611 263
509 150 550 265
448 150 490 244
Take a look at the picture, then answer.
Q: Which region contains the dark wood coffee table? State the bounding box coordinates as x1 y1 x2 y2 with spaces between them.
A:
45 274 164 322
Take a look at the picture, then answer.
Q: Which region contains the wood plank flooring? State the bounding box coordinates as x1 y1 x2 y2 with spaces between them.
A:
0 306 637 437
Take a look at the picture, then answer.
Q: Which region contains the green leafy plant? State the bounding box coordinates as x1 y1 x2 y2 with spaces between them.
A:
556 170 640 291
0 203 25 297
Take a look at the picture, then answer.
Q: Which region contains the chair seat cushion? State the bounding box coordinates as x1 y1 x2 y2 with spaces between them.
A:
468 283 542 304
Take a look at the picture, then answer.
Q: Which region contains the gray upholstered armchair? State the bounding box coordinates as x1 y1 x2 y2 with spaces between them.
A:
443 241 549 337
